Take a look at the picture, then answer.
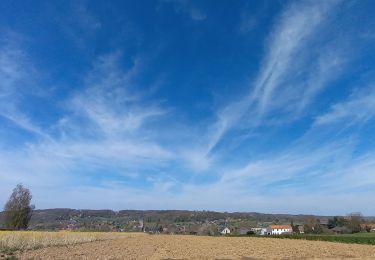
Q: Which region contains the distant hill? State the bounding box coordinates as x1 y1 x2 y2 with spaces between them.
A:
0 208 334 231
1 209 374 233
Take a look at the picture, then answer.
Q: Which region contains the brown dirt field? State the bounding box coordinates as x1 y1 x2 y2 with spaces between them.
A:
17 233 375 260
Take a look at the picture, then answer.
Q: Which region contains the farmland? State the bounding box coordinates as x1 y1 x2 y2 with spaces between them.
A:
0 231 130 259
268 232 375 245
2 232 375 259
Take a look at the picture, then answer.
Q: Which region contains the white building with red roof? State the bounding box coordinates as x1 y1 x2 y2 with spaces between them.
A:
266 225 293 235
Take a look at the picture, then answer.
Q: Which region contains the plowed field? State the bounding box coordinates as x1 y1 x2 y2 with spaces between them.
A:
17 233 375 259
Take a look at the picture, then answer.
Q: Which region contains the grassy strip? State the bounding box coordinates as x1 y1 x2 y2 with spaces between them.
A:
266 234 375 245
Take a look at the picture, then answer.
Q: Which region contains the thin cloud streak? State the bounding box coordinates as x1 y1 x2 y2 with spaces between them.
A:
0 38 51 140
0 49 175 197
315 85 375 126
206 0 341 154
161 0 207 21
68 54 167 138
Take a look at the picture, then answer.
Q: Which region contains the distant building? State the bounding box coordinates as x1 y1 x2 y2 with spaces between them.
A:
297 225 304 234
331 226 348 234
360 224 375 232
239 228 250 235
250 227 267 235
177 225 186 233
319 219 329 228
219 227 231 235
266 225 292 235
138 218 144 231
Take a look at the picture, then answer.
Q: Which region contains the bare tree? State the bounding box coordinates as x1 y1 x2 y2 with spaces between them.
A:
347 212 362 233
4 184 34 230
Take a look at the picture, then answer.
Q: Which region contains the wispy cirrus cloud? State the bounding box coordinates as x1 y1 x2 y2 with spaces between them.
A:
158 0 346 173
0 33 49 140
172 135 375 214
315 85 375 126
50 0 102 48
205 0 342 154
0 47 175 202
161 0 206 21
67 53 166 138
252 0 339 114
1 0 374 215
46 53 173 166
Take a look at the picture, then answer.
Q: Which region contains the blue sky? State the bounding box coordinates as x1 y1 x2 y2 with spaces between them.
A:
1 0 375 215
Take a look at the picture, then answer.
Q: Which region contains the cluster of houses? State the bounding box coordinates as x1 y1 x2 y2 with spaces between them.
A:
59 213 375 236
219 224 298 236
361 223 375 232
219 222 375 236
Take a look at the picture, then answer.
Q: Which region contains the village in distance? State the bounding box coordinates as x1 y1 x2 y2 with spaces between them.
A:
1 184 374 237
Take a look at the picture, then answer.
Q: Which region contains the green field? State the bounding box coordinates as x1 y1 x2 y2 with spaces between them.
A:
271 232 375 245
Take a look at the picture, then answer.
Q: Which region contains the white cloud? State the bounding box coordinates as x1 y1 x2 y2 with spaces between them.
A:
181 149 213 171
1 1 374 216
67 54 166 138
206 0 341 153
0 110 50 140
0 49 176 205
0 35 49 139
45 53 173 165
166 138 375 214
161 0 206 21
253 0 338 113
52 0 102 48
217 141 350 190
187 8 206 21
315 85 375 125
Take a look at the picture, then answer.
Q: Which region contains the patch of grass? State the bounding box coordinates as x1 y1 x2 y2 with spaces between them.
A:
341 232 375 237
268 233 375 245
1 248 16 254
4 256 18 260
1 247 18 260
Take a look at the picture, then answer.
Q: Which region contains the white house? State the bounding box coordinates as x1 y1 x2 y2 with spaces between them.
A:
250 227 267 235
266 225 292 235
297 225 304 234
219 227 231 235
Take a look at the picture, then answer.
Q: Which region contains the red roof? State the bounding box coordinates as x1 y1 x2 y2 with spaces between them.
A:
270 225 292 229
361 224 375 228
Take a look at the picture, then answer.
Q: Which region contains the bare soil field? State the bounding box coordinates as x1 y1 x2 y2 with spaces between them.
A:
15 233 375 260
